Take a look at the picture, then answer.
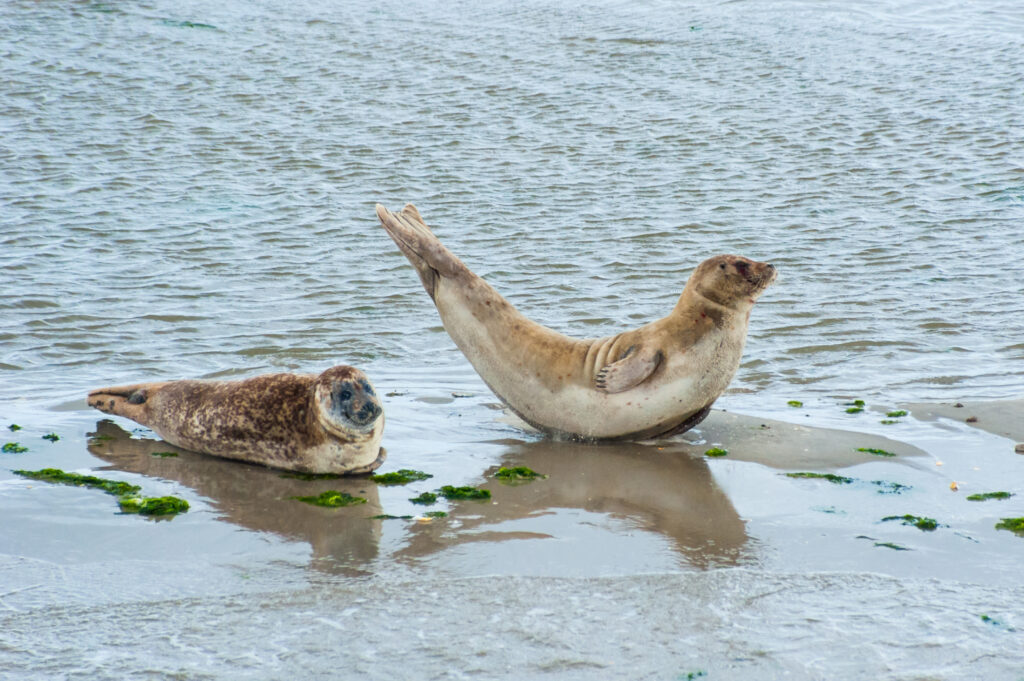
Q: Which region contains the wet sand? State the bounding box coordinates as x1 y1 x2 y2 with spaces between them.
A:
2 394 1023 679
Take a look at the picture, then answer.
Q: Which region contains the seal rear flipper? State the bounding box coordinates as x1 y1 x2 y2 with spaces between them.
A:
595 346 663 393
87 382 168 424
376 203 470 300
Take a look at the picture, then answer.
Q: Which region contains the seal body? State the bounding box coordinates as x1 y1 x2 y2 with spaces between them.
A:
376 203 775 441
88 366 385 474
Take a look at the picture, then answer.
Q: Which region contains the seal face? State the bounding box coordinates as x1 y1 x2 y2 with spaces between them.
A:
376 203 776 441
88 365 386 474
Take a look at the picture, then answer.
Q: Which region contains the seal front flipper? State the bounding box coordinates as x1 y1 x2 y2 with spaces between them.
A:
376 203 470 300
595 346 664 394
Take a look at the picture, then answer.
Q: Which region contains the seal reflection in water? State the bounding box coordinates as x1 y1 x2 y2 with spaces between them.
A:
87 366 386 474
377 203 776 441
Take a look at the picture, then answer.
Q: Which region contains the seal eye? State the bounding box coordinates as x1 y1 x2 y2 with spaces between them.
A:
338 389 352 401
719 263 726 270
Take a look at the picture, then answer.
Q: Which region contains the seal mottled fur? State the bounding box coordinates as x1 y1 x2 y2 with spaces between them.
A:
376 203 776 441
88 366 385 474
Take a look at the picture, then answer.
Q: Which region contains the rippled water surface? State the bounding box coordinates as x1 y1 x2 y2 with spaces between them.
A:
3 1 1024 678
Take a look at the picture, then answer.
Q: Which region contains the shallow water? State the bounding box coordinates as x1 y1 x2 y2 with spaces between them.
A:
3 0 1024 678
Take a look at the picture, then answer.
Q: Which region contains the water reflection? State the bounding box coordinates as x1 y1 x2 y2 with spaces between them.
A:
86 420 383 573
88 420 749 573
396 439 750 570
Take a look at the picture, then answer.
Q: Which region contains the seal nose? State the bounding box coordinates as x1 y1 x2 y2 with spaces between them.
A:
347 398 381 426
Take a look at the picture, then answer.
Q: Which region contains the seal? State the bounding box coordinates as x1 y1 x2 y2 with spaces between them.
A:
87 365 386 474
376 203 776 441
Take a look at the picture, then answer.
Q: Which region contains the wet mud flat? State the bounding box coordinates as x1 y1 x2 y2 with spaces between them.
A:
2 395 1023 680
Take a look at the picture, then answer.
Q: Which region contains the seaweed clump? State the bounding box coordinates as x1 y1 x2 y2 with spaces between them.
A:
856 447 896 457
292 491 366 508
424 510 448 518
409 492 438 505
785 472 853 485
119 496 190 515
14 468 188 517
494 466 546 483
872 480 911 495
2 442 28 453
8 424 22 432
42 433 60 442
439 485 491 501
845 399 865 414
787 400 803 408
995 517 1024 536
14 468 141 497
704 447 728 457
371 469 433 485
966 491 1014 502
882 514 939 531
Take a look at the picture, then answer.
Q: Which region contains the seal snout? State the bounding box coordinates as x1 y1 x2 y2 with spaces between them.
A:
346 397 382 426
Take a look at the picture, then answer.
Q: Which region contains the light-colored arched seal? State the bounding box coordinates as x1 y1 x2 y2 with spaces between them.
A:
87 366 386 474
376 203 776 441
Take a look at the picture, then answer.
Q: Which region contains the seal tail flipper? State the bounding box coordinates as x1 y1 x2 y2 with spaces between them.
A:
87 382 168 425
376 203 470 300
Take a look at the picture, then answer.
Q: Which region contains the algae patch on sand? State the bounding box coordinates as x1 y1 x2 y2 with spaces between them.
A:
787 400 803 408
150 451 179 458
292 491 367 508
966 491 1014 502
14 468 188 517
995 517 1024 536
872 480 912 495
371 469 433 485
494 466 546 483
785 472 853 485
14 468 142 497
119 496 190 516
856 447 896 457
439 485 491 501
882 514 939 531
42 432 60 442
704 447 728 457
2 442 28 453
409 492 438 505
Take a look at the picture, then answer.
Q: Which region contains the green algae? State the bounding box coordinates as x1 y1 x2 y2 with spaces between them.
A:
371 514 415 520
882 514 939 531
440 485 491 501
886 410 908 418
785 472 854 484
787 400 803 407
845 406 864 414
494 466 546 483
292 490 367 508
880 419 899 425
279 472 342 481
409 492 438 505
424 510 448 518
704 447 728 457
2 442 28 453
42 433 60 442
966 491 1014 501
872 480 912 495
151 451 179 458
14 468 141 497
856 447 896 457
875 542 910 551
995 517 1024 535
118 496 189 516
371 469 433 485
8 424 21 431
